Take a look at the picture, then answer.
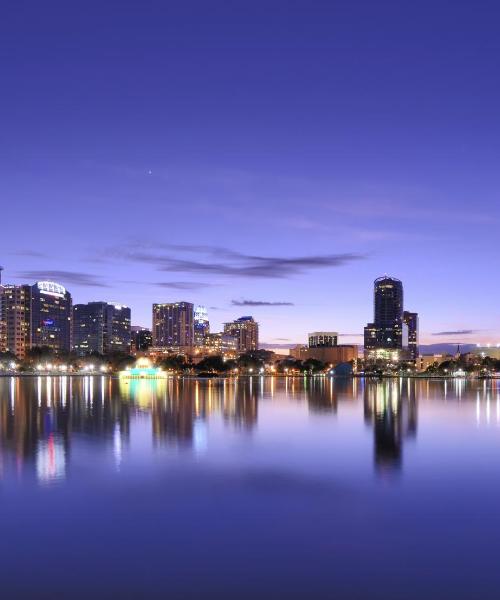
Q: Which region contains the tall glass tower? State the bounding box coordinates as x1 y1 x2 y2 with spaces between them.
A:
364 276 405 351
374 276 403 328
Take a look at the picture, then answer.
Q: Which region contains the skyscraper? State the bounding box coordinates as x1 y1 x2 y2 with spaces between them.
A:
0 284 31 358
73 302 131 355
403 311 419 360
194 306 210 346
223 316 259 353
364 276 404 351
30 281 72 353
152 302 194 348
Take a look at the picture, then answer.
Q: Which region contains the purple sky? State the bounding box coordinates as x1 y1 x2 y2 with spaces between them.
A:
2 1 500 345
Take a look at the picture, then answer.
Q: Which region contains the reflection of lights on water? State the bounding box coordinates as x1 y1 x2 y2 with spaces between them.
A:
61 376 67 407
36 434 65 484
37 376 42 407
475 389 500 426
193 419 207 454
119 378 168 408
46 376 52 407
113 423 122 470
10 377 15 411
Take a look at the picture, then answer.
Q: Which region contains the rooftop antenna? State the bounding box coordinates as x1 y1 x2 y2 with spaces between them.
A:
0 266 3 286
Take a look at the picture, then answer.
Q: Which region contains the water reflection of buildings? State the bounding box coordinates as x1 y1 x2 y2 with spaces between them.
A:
304 377 360 413
364 379 418 472
0 377 260 481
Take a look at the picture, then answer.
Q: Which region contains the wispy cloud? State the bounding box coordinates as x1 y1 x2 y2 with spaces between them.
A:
339 333 364 337
231 299 294 306
106 242 365 279
154 281 215 290
15 270 110 288
432 329 478 336
9 250 48 257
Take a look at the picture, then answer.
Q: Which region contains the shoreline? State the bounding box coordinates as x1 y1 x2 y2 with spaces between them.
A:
1 373 498 380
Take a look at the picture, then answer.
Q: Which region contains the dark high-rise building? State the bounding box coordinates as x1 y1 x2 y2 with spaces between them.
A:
152 302 194 348
194 306 210 346
73 302 131 355
364 276 404 351
374 276 403 328
30 281 72 353
403 311 419 360
131 326 153 352
223 316 259 353
0 284 31 358
364 276 418 360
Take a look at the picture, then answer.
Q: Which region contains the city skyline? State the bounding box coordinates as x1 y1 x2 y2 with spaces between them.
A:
1 265 498 348
2 2 500 345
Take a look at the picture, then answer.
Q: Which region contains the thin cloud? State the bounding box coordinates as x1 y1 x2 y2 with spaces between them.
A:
232 299 294 306
339 333 364 337
15 270 110 288
9 250 48 257
432 329 477 336
154 281 214 290
108 242 365 279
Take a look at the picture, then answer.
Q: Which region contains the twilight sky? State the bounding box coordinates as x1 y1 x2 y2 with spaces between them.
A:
1 1 500 345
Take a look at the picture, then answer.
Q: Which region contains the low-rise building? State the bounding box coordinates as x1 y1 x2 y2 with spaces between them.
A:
290 344 358 367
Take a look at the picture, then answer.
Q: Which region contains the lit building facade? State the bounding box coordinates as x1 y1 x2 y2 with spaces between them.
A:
204 332 238 355
308 332 338 347
194 305 210 346
152 302 194 348
73 302 131 355
223 316 259 353
291 344 358 366
471 345 500 360
30 282 72 353
0 284 31 358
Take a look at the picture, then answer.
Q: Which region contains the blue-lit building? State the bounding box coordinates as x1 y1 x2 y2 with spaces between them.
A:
194 305 210 346
30 281 72 353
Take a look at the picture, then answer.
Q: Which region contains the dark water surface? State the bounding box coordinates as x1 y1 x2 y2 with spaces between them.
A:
1 376 500 599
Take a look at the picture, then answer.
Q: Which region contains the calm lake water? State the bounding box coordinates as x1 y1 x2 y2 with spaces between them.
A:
1 376 500 599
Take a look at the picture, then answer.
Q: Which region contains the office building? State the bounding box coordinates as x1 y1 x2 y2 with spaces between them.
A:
291 344 358 366
152 302 194 348
403 311 419 360
0 284 31 358
131 326 153 352
73 302 131 355
364 276 417 361
204 332 238 355
30 281 72 353
224 316 259 353
364 276 405 351
194 306 210 346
